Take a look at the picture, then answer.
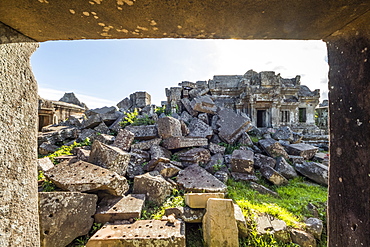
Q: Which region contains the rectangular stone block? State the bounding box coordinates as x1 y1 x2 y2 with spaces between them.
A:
157 116 182 139
285 143 318 159
184 193 225 208
230 149 254 173
95 194 146 223
113 129 134 151
125 125 158 140
162 137 208 150
131 138 162 150
259 138 289 160
86 220 185 247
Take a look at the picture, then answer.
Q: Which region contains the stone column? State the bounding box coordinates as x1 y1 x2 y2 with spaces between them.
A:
325 12 370 247
0 23 40 246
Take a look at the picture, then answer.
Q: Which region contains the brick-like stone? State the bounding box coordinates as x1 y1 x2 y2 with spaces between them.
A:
260 166 289 186
165 206 205 223
131 138 161 150
154 162 182 178
295 161 328 185
39 192 97 247
230 149 254 173
88 140 130 176
179 148 211 166
87 220 185 247
37 157 54 172
157 116 182 139
203 198 239 247
95 194 145 223
275 157 298 179
254 153 276 169
133 172 174 205
177 165 227 193
125 125 158 140
285 143 318 159
185 193 224 208
187 117 213 139
191 95 217 114
44 160 129 196
113 129 134 151
217 108 252 144
162 137 208 150
208 142 226 154
290 229 317 247
259 138 289 160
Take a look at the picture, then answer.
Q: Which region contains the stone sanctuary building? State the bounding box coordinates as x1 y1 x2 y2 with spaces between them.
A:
165 70 320 132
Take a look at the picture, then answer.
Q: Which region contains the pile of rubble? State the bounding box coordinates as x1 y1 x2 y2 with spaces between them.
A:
37 91 328 246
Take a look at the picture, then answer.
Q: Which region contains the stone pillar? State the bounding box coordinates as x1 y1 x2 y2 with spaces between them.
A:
0 23 40 246
270 103 279 128
325 12 370 247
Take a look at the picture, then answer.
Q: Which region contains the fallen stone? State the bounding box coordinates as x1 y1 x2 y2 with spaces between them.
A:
238 132 254 146
260 166 289 186
126 162 144 179
177 165 227 193
191 95 217 114
203 198 239 247
94 122 110 134
45 160 129 196
165 206 205 223
208 142 226 155
285 143 318 160
217 108 252 144
258 138 289 160
234 203 248 238
275 157 298 179
178 148 211 166
125 125 158 140
38 142 59 155
38 125 78 145
180 110 193 124
312 152 328 163
130 149 151 162
108 113 125 133
133 172 174 205
37 157 54 172
112 129 134 151
82 114 103 129
204 153 225 174
180 120 190 136
231 172 259 182
295 161 328 185
254 153 276 169
305 217 323 240
157 116 182 139
184 193 225 208
75 148 91 162
197 113 209 125
116 97 132 111
272 126 294 142
256 214 291 243
250 182 279 197
39 192 97 247
94 194 146 223
292 132 303 144
143 157 171 171
78 129 97 142
289 155 305 164
189 87 210 98
214 171 229 183
290 229 317 247
162 137 208 150
230 149 254 174
53 155 76 164
181 97 198 116
150 144 171 159
187 118 213 139
94 133 115 145
131 138 162 150
64 115 83 127
154 162 182 178
88 140 130 176
86 220 185 247
86 106 116 117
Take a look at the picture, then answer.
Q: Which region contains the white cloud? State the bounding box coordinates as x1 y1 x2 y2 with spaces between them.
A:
38 87 117 109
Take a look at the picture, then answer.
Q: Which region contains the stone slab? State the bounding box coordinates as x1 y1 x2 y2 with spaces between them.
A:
157 116 182 139
95 194 146 223
37 157 54 172
184 193 224 208
131 138 162 150
260 166 289 186
165 206 205 223
295 161 328 185
125 125 158 140
284 143 318 160
86 220 185 247
230 149 254 173
112 129 134 151
178 148 211 166
259 138 289 160
162 137 208 150
217 108 252 144
231 172 259 182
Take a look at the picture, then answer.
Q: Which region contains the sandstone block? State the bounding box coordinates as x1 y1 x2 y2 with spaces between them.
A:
143 157 171 171
187 118 213 138
217 108 252 144
184 193 224 208
285 143 318 159
191 95 217 114
86 220 185 247
204 153 225 174
113 128 134 151
230 149 254 173
38 142 59 155
157 116 182 139
94 133 115 145
259 138 289 160
289 155 305 164
125 125 158 140
165 206 205 223
272 126 294 142
39 192 97 247
131 138 161 150
290 229 317 247
76 148 90 161
37 157 54 172
162 137 208 150
305 217 323 239
256 214 291 243
133 172 174 205
154 162 182 178
208 142 226 154
203 198 239 247
44 160 129 196
260 166 289 186
89 140 130 176
231 172 259 182
250 182 279 197
94 122 110 134
254 153 276 169
275 157 298 179
178 148 211 167
295 161 328 185
177 165 227 193
95 194 145 223
181 97 198 116
234 203 248 238
150 144 171 159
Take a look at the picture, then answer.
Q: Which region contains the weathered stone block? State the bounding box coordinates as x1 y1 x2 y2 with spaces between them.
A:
154 162 182 178
165 206 205 223
88 140 130 176
217 108 252 144
86 220 185 247
260 166 289 186
94 122 110 134
208 142 226 154
295 161 328 185
234 203 248 238
305 217 323 240
150 144 171 159
203 198 239 247
94 133 115 145
113 128 134 151
289 155 305 164
191 95 217 114
76 148 91 161
143 157 171 171
187 118 213 138
162 137 208 150
258 138 289 160
204 153 225 174
250 182 279 197
178 148 211 166
184 193 225 208
157 116 182 139
37 157 54 172
133 172 174 205
177 165 227 193
95 194 145 223
254 153 276 169
256 214 291 243
285 143 318 160
272 126 294 142
39 192 97 247
131 138 161 150
125 125 158 140
181 97 198 116
38 142 59 155
290 229 317 247
230 149 254 173
231 172 259 182
44 161 129 196
275 157 298 179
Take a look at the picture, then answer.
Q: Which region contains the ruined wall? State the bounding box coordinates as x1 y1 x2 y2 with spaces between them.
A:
0 32 40 245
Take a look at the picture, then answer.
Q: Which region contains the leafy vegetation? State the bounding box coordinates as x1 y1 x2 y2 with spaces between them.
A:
219 142 244 155
119 108 155 128
212 159 225 171
38 170 56 192
45 138 91 164
250 135 260 143
155 105 166 115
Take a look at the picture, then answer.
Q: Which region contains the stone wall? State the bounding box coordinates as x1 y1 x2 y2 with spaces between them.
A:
0 36 40 245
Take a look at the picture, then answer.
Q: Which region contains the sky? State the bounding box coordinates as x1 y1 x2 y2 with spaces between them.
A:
31 39 329 109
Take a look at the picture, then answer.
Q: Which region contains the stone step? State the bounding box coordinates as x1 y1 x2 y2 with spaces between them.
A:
86 220 185 247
